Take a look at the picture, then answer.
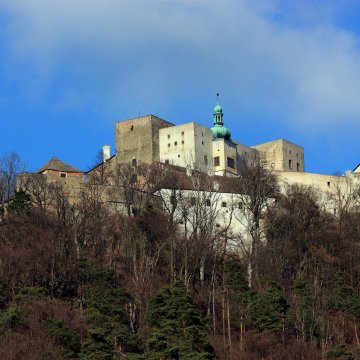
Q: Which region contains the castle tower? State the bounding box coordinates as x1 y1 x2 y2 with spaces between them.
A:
211 95 238 176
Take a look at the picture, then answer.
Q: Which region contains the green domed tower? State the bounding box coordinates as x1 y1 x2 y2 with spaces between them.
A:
211 94 231 140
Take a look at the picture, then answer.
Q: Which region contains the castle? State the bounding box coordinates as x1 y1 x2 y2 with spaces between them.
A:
113 97 305 177
22 98 360 218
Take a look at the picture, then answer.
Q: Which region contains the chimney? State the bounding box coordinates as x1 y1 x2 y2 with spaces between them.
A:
103 145 111 163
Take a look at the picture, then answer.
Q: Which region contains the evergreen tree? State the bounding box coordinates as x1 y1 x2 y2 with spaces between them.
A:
249 282 289 332
8 188 32 215
144 279 215 359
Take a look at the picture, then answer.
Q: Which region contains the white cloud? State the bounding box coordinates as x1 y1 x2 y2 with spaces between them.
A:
1 0 360 129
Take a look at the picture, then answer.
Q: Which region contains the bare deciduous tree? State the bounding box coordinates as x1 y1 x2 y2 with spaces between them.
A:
235 154 279 288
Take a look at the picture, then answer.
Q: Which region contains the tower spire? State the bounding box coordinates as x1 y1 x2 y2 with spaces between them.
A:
211 94 231 140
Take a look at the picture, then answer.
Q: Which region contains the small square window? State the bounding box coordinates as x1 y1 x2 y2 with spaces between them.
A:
227 157 235 169
238 202 243 209
60 172 67 178
131 158 137 166
178 154 180 158
327 181 331 187
181 140 184 145
190 197 196 206
168 143 171 147
206 199 211 206
130 125 134 131
202 141 204 145
168 134 170 139
214 156 220 166
165 159 169 164
222 202 227 207
174 141 177 146
181 131 184 136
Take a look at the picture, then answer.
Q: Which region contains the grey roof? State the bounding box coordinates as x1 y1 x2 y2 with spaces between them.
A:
37 157 83 173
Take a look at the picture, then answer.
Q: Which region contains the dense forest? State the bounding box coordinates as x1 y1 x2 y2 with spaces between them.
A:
1 152 360 359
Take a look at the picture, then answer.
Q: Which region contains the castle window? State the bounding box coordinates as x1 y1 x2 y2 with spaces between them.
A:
327 181 331 187
238 202 243 209
190 197 196 206
168 134 170 139
165 159 169 164
174 141 177 146
214 156 220 166
206 199 211 206
297 163 300 171
227 157 235 169
168 143 171 147
130 125 134 131
204 155 208 165
131 158 137 166
130 174 137 183
289 160 292 169
222 202 227 208
60 172 67 178
181 140 184 145
181 131 184 136
202 141 204 145
178 154 180 158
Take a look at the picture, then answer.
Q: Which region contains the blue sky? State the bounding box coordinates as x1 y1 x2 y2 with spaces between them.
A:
1 0 360 174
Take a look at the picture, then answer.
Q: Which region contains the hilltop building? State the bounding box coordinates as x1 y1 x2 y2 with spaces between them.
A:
112 98 305 178
19 98 359 218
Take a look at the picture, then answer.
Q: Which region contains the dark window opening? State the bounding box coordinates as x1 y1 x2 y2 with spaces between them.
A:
202 141 204 145
238 202 243 209
181 131 184 136
214 156 220 167
327 181 331 187
204 155 208 165
165 159 169 164
178 154 180 158
190 197 196 206
206 199 211 206
227 157 235 169
181 140 184 145
130 174 137 183
168 134 170 139
168 143 171 148
130 125 134 131
174 141 177 146
289 159 293 169
60 172 67 178
222 202 227 207
131 158 137 166
297 163 300 171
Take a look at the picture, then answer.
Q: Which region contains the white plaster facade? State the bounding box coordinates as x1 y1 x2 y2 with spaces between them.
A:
159 122 213 173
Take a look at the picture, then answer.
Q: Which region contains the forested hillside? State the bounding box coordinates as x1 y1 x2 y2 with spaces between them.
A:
1 153 360 359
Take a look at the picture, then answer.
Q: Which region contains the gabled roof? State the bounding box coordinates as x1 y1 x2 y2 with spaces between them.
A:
353 164 360 173
37 157 83 173
158 164 241 194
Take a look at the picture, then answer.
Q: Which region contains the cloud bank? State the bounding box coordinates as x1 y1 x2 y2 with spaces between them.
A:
1 0 360 131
